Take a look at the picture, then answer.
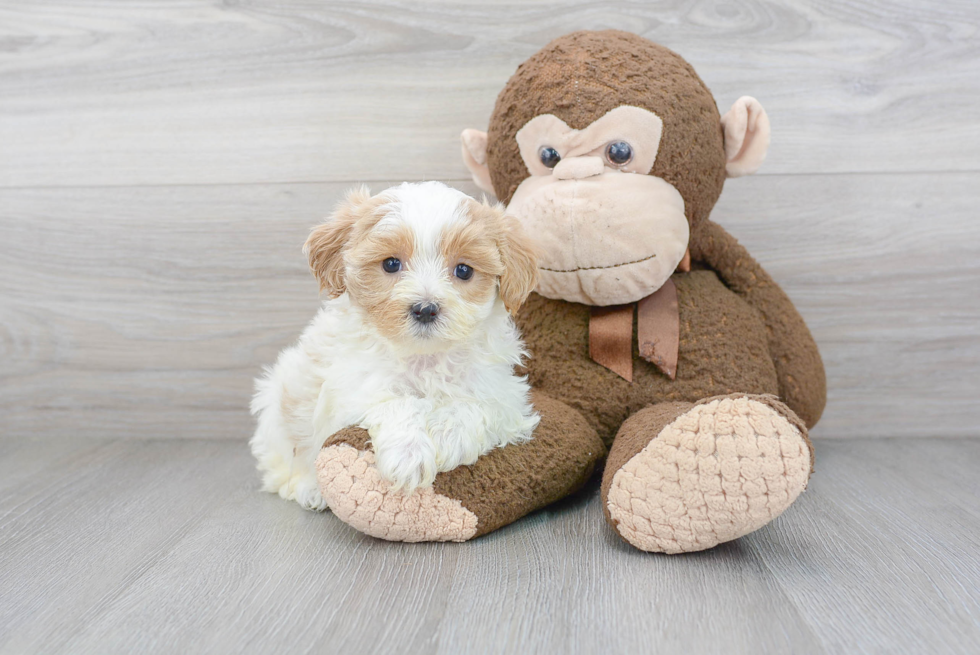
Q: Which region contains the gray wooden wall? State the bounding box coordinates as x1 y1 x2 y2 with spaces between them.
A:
2 1 978 441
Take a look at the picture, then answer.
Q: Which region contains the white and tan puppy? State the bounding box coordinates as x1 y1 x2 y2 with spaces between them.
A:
250 181 541 511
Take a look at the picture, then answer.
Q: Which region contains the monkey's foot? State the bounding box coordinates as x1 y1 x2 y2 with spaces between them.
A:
316 393 605 542
316 440 477 542
601 394 813 554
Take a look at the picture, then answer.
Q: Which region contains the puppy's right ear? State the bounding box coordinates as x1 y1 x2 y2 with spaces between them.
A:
304 186 372 297
496 212 540 315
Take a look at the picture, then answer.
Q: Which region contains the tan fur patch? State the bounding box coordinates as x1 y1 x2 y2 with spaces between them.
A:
304 188 391 297
345 222 416 341
496 213 540 314
440 209 502 309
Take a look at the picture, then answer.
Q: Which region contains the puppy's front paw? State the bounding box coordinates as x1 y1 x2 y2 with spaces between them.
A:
428 406 483 472
373 431 437 493
294 479 328 512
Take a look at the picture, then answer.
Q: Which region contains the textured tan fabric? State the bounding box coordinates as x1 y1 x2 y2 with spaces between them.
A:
316 445 478 542
602 395 811 553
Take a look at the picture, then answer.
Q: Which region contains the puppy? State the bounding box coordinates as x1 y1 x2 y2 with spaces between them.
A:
250 181 541 511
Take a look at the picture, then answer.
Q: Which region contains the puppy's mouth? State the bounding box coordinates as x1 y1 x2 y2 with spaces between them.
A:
409 321 439 338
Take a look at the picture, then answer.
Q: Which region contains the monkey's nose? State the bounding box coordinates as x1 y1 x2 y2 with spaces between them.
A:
411 302 439 324
553 156 605 180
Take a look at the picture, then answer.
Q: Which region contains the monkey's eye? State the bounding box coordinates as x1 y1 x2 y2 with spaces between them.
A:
605 141 633 166
382 258 401 273
454 263 474 281
539 146 561 169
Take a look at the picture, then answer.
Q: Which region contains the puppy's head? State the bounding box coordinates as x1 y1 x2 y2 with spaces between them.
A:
304 181 538 350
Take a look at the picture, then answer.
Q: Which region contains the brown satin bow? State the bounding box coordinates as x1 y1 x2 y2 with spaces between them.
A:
588 251 688 382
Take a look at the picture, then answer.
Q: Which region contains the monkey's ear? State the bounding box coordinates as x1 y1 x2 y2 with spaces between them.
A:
303 187 370 297
461 129 496 195
497 213 540 315
721 96 771 178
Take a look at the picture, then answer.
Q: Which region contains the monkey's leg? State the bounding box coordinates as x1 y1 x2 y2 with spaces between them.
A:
601 394 813 554
315 392 605 542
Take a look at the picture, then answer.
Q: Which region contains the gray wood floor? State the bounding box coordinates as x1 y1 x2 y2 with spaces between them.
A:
1 438 978 654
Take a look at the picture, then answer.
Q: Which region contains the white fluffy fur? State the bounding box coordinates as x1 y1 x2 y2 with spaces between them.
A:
250 182 539 511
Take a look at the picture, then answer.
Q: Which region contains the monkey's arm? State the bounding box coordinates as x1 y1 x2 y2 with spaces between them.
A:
690 220 826 428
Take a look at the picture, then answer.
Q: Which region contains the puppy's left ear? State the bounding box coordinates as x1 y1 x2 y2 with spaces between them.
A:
496 212 540 315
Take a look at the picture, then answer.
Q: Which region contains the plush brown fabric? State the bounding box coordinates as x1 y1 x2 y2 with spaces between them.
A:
517 271 781 446
486 30 727 231
323 425 372 451
322 392 606 539
434 393 605 536
691 220 827 427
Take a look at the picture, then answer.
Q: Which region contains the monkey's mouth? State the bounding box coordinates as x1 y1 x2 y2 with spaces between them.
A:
538 252 656 274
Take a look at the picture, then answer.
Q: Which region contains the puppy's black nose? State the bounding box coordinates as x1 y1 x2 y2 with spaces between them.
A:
411 302 439 324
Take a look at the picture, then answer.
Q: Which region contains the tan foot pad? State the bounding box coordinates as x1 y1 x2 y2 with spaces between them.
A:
316 444 478 542
606 396 811 554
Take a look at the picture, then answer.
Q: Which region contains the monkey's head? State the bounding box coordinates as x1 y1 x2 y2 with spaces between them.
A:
461 30 770 306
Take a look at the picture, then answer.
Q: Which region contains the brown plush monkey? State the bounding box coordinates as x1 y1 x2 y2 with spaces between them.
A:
316 30 826 553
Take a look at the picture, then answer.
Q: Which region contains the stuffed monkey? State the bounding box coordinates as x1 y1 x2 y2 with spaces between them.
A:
316 30 825 553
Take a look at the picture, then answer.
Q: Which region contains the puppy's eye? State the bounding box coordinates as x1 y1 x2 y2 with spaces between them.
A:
605 141 633 166
454 263 473 281
539 146 561 169
382 258 401 273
